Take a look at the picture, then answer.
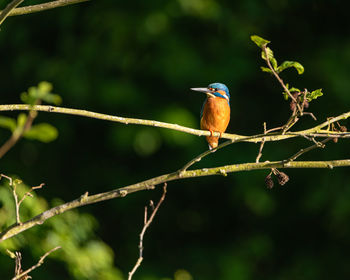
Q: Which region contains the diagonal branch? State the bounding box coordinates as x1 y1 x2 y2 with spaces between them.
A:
0 107 38 159
1 158 349 242
0 0 24 25
12 246 61 280
6 0 90 17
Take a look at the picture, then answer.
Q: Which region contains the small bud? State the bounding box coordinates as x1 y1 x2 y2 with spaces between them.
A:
333 137 338 143
303 99 309 109
340 125 347 132
265 174 274 189
276 171 289 186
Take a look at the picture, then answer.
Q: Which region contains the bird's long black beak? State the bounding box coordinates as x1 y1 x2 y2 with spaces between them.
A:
190 87 215 98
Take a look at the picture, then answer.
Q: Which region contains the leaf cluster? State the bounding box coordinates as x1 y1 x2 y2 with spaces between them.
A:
0 82 61 143
250 35 324 104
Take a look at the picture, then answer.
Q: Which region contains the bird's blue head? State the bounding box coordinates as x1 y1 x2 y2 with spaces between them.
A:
191 82 230 104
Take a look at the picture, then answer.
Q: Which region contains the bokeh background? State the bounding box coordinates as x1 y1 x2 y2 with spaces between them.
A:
1 0 350 279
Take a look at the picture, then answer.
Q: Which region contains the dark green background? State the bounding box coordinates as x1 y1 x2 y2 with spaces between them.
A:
1 0 350 279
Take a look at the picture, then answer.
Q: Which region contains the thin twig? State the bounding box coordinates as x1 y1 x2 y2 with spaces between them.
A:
12 183 21 224
0 107 38 159
0 175 44 224
256 122 267 163
12 246 61 280
0 173 13 186
128 184 167 280
262 45 302 114
6 0 90 17
286 138 332 162
0 0 24 25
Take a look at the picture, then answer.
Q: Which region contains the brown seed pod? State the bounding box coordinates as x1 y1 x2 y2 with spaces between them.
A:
265 174 274 189
276 171 289 186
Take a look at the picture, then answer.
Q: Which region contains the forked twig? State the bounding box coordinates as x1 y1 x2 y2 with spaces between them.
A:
128 184 167 280
12 246 61 280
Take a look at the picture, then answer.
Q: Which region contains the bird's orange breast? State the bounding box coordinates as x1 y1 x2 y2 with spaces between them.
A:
200 97 230 149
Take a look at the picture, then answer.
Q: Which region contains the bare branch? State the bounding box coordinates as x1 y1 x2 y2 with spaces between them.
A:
12 246 61 280
286 138 332 162
0 104 349 144
0 107 38 159
1 159 349 242
0 0 24 25
6 0 90 17
128 184 167 280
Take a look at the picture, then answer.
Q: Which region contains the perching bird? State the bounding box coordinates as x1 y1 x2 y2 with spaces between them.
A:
191 83 230 150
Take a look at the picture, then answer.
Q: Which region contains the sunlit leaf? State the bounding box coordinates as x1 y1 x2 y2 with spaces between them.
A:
6 249 16 259
0 116 16 132
17 113 27 129
24 123 58 143
282 91 289 100
261 47 273 61
250 35 270 48
306 89 323 101
261 47 277 70
21 81 62 105
38 81 53 93
277 61 304 74
260 67 273 73
289 87 301 93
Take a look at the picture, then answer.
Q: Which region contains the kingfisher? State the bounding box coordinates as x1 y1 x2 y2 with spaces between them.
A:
191 82 230 149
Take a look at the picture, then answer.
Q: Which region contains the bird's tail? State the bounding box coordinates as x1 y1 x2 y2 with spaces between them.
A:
206 136 218 150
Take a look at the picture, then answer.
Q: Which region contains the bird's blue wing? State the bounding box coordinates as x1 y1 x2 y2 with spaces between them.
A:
200 98 207 119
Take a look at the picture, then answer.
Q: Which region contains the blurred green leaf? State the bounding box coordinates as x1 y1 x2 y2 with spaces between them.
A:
306 89 323 101
260 66 273 73
160 106 196 147
277 61 304 74
21 81 62 105
133 128 161 156
17 113 27 129
0 116 16 132
250 35 270 48
5 249 16 259
23 123 58 143
282 84 300 100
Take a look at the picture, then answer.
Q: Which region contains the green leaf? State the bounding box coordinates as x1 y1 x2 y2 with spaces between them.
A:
281 84 300 100
289 87 301 92
17 113 27 129
251 35 270 48
282 91 289 100
271 57 278 70
260 67 273 73
23 123 58 143
261 47 273 61
6 249 16 259
21 82 62 105
0 116 17 132
38 81 53 93
261 47 278 70
276 61 304 74
306 89 323 101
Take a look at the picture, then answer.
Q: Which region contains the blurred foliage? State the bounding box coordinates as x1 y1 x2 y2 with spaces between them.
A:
0 0 350 279
0 178 123 279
